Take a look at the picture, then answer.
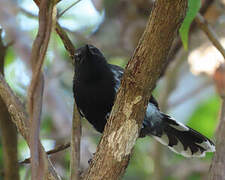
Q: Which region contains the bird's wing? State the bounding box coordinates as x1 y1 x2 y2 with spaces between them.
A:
109 64 124 92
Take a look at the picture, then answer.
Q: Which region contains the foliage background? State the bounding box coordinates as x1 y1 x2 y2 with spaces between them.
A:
0 0 225 179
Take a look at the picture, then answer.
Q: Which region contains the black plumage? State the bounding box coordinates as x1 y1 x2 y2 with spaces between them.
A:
73 44 215 157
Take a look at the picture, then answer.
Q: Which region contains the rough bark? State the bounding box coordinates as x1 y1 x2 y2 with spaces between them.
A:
82 0 188 179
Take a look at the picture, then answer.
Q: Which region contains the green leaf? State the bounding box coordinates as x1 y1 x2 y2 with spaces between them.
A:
179 0 201 50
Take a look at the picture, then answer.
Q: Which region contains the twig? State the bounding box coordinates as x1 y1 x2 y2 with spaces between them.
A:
70 103 81 180
20 142 71 164
58 0 83 18
195 13 225 59
55 22 76 59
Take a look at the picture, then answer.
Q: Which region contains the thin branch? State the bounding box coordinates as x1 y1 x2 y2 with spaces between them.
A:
195 13 225 59
70 103 81 180
58 0 83 18
20 142 71 164
55 22 76 59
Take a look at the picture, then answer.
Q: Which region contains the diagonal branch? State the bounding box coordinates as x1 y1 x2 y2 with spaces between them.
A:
82 1 188 179
0 74 61 180
58 0 83 18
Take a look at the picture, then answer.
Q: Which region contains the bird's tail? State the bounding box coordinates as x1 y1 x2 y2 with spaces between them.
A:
145 113 215 157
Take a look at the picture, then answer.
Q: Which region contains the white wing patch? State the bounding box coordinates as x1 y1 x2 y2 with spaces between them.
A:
167 116 189 131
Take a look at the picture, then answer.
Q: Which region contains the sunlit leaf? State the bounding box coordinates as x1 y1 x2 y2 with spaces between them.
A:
179 0 201 50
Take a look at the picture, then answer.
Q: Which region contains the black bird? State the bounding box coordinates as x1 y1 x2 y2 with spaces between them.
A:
73 44 215 157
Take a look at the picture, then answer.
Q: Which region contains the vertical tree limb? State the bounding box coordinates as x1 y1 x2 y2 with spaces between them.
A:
0 30 19 180
28 0 56 179
70 103 81 180
82 1 188 179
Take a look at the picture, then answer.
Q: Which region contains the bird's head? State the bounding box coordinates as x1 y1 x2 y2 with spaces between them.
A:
74 44 105 66
73 44 109 81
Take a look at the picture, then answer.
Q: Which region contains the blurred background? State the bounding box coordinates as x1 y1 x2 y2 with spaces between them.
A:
0 0 225 179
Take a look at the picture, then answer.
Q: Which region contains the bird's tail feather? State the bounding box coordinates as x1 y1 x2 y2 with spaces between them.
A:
150 114 215 157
